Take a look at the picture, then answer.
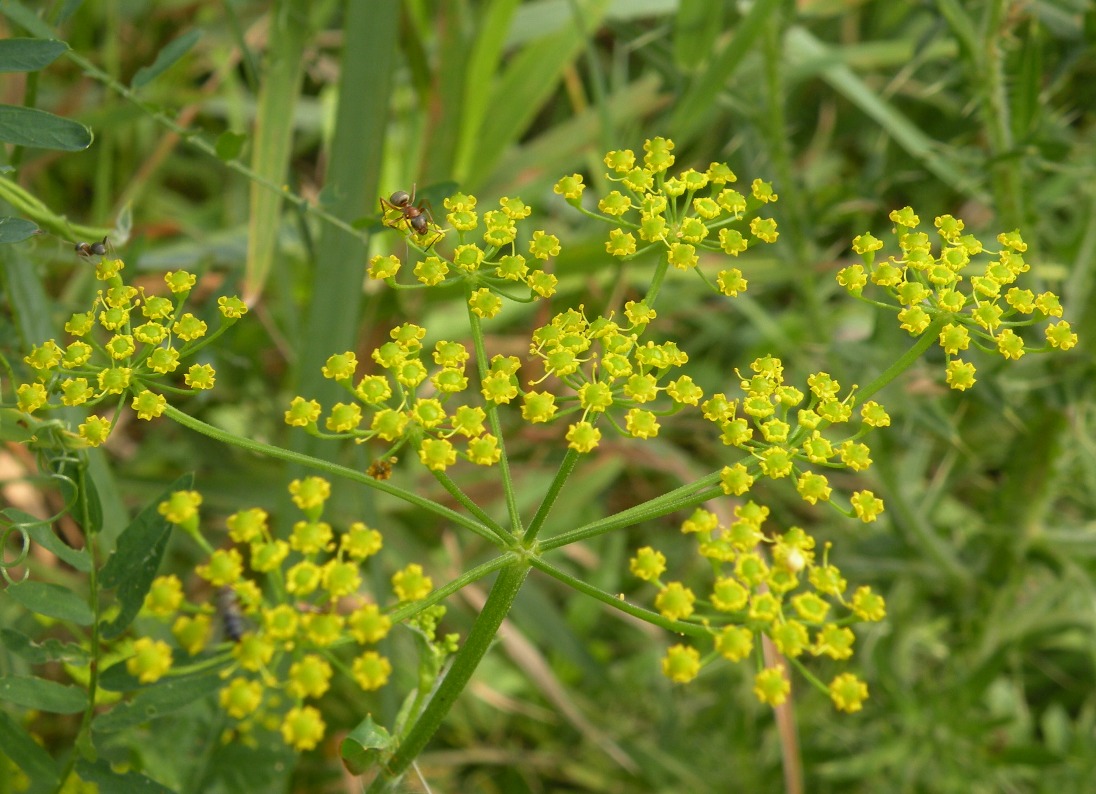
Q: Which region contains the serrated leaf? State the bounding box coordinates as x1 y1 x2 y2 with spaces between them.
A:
4 581 94 625
0 628 89 665
0 105 92 150
75 759 175 793
92 671 225 733
0 38 67 72
340 714 394 775
99 474 193 640
131 29 201 89
0 216 39 242
0 676 86 713
0 708 60 788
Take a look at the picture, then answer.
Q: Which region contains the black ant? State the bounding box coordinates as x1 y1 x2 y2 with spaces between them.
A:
380 186 442 248
74 236 109 257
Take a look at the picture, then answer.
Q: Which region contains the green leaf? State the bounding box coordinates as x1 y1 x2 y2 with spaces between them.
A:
0 708 60 788
214 130 247 161
131 29 202 88
669 0 778 142
0 2 56 39
673 0 719 72
3 581 94 625
92 671 225 733
0 628 89 665
0 105 92 151
75 759 175 793
16 511 92 572
340 714 394 775
463 0 612 187
0 675 87 713
0 216 39 242
99 474 193 640
0 38 67 72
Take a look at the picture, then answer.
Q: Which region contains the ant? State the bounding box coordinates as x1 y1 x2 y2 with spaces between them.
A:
75 236 110 257
380 186 442 248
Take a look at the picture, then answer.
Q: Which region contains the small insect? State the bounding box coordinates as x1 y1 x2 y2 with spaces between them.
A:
74 236 110 257
217 586 248 643
367 456 398 481
380 186 442 247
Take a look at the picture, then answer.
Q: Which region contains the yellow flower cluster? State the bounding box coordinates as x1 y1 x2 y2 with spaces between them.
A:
370 190 559 310
286 324 503 472
840 209 1077 390
634 507 881 713
555 136 779 296
15 255 247 446
704 355 888 522
145 477 439 751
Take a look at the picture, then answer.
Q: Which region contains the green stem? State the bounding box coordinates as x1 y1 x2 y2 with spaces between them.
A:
161 405 496 542
540 474 722 552
466 308 523 535
387 554 517 623
523 447 580 544
529 556 710 638
370 563 531 791
978 0 1025 230
54 462 98 793
645 254 671 308
856 315 949 403
430 470 510 544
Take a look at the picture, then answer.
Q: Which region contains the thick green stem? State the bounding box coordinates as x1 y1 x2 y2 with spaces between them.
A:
369 563 531 791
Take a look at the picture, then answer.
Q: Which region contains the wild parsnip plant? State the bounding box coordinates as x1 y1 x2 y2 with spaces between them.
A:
1 137 1076 792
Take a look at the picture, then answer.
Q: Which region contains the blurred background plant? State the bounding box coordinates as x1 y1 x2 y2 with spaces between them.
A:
0 1 1093 792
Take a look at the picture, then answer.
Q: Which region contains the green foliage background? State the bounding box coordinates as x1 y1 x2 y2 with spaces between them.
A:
1 1 1094 792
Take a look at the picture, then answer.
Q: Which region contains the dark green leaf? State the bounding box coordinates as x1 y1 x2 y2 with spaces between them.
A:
4 581 93 625
0 38 67 72
0 676 86 713
0 708 60 788
75 759 175 793
92 671 224 732
0 216 40 242
0 105 92 150
214 130 247 160
97 660 140 692
0 628 89 665
340 714 394 775
131 29 202 89
195 734 298 794
99 474 193 640
17 511 92 572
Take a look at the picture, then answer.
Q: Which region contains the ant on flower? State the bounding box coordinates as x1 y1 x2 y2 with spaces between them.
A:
74 236 110 257
380 186 443 248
